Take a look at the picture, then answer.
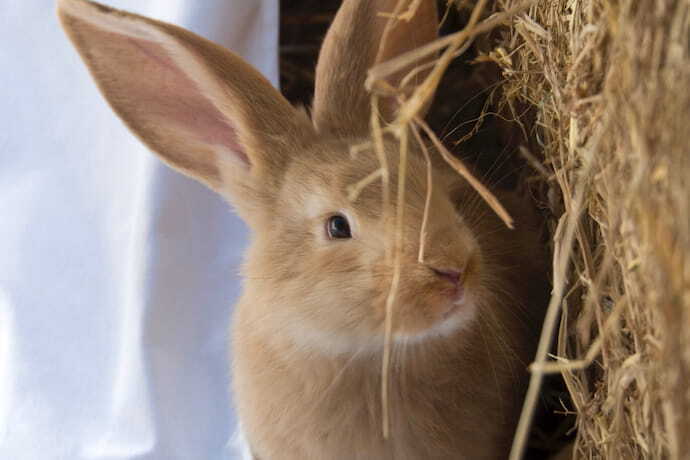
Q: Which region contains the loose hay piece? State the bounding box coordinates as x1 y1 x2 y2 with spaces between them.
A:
367 0 526 438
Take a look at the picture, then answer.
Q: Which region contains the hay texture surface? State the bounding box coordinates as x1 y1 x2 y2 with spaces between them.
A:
366 0 690 458
489 0 690 458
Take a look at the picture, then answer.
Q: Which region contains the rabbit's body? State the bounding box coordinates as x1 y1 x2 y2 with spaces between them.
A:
58 0 548 458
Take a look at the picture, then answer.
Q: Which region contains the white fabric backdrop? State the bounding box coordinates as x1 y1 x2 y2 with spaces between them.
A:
0 1 278 459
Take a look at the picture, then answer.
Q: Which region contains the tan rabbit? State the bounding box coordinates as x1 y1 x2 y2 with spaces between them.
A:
58 0 548 458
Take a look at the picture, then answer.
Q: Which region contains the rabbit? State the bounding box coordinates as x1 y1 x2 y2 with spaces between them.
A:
57 0 548 458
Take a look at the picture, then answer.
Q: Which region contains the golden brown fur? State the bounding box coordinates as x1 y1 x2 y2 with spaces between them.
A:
57 0 548 458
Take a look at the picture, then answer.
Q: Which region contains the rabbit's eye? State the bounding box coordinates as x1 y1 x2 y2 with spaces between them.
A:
326 214 352 239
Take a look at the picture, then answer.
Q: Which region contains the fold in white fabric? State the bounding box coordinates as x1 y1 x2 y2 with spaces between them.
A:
0 2 278 458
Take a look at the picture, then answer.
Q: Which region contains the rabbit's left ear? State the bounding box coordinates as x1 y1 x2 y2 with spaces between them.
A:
312 0 438 137
57 0 314 205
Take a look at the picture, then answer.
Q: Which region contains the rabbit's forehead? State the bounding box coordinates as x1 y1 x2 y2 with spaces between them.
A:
280 142 439 225
282 159 378 218
283 159 395 220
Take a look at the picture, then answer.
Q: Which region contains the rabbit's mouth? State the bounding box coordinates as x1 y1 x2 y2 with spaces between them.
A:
437 282 473 325
395 296 477 344
391 275 477 342
442 295 464 320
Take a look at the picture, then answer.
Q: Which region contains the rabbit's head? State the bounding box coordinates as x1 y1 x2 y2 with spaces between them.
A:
58 0 514 354
244 138 485 353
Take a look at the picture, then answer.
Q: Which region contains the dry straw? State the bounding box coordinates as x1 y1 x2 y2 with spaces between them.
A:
361 0 690 458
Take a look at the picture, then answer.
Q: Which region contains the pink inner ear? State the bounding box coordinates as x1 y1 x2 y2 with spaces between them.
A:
121 36 249 165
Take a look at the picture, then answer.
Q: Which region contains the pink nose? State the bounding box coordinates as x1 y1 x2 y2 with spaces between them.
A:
430 267 462 285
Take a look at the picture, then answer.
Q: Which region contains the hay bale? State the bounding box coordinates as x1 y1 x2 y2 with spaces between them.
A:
488 0 690 458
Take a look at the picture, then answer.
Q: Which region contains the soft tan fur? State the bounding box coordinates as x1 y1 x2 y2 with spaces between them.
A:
58 1 548 458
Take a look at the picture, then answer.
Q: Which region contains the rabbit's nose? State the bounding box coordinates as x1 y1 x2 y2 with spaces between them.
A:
430 267 462 285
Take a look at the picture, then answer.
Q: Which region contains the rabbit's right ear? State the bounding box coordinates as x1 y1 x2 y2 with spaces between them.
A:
312 0 438 137
58 0 314 214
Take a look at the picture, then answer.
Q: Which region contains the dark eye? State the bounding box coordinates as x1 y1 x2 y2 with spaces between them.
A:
326 214 352 239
